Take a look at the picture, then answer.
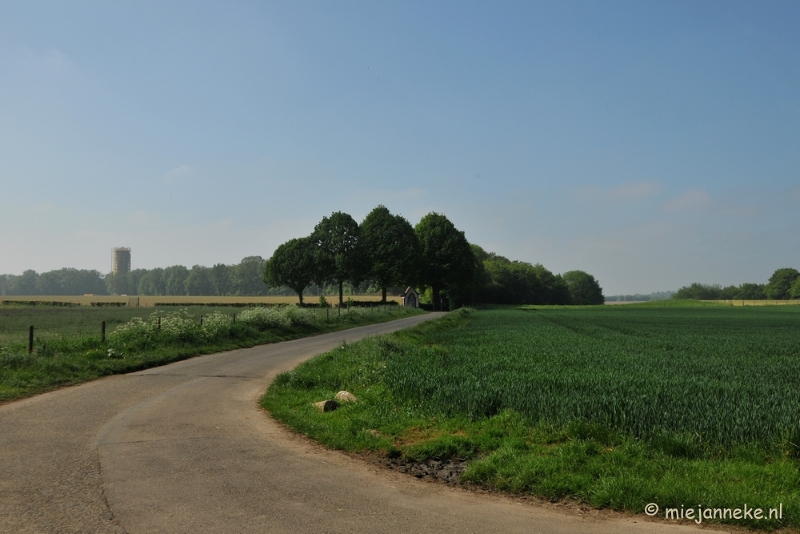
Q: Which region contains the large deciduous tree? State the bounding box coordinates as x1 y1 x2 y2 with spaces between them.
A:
264 237 317 305
765 268 800 300
361 205 421 303
311 211 364 306
562 270 605 305
414 212 475 310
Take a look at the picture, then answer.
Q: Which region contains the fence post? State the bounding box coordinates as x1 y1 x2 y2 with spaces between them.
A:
200 315 204 326
157 316 161 331
101 321 106 343
28 325 34 354
232 313 236 325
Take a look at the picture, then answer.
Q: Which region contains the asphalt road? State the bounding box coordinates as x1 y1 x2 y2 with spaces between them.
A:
0 313 717 533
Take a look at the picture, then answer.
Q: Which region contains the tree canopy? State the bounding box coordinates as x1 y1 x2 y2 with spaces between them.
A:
360 205 421 302
673 267 800 301
311 211 364 306
765 268 800 300
263 237 317 305
414 212 476 310
1 206 605 308
562 270 605 305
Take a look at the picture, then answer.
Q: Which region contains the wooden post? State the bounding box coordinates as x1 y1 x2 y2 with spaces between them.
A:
232 313 236 325
101 321 106 343
28 325 33 354
157 316 161 331
200 315 204 326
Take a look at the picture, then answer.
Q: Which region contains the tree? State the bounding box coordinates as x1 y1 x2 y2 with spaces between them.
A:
562 270 604 305
674 283 723 300
185 265 213 295
360 206 421 303
137 271 160 295
477 252 524 304
106 272 131 295
735 283 766 300
414 213 475 310
469 244 492 304
311 212 364 306
164 265 190 296
264 237 317 305
790 277 800 299
210 263 232 296
765 268 800 300
232 256 268 295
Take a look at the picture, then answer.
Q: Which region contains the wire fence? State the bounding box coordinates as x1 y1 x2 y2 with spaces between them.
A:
0 304 410 351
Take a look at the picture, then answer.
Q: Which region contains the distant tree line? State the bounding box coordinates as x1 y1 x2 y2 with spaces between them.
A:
265 205 604 309
1 207 606 307
0 257 276 297
674 268 800 301
605 291 675 302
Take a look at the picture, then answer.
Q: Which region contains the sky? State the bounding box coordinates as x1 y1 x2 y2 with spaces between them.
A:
0 1 798 295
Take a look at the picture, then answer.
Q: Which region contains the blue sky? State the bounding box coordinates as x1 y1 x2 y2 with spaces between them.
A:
0 1 798 294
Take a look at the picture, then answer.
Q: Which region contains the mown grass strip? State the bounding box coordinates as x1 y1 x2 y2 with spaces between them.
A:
262 306 800 530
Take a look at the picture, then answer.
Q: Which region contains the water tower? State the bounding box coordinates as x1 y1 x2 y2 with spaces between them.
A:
112 247 131 275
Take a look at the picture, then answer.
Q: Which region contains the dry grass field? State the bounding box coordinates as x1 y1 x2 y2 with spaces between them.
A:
1 294 404 307
703 299 800 306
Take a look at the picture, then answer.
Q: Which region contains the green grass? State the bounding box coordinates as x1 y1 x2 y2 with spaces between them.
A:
0 304 382 345
263 306 800 529
0 304 423 403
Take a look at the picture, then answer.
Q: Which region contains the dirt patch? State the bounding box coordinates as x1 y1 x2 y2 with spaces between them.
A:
374 456 469 485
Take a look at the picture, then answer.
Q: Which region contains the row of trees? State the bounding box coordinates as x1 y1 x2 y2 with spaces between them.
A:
0 257 276 297
605 291 674 302
674 268 800 301
264 208 467 309
2 207 605 307
472 247 604 305
265 206 605 309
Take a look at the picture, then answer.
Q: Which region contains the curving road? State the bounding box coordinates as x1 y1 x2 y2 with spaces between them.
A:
1 314 715 533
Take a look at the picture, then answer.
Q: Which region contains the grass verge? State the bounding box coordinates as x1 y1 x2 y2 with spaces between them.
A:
262 307 800 530
0 306 424 403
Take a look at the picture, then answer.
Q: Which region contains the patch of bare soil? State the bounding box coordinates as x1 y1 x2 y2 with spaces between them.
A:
376 456 469 485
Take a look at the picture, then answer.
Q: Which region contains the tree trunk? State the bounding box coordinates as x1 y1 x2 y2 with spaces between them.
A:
381 286 387 303
432 285 441 311
339 281 344 307
297 290 304 306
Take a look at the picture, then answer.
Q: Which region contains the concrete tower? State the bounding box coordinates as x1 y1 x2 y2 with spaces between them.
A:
113 247 131 275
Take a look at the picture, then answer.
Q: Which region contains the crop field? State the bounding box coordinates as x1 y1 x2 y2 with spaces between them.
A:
264 304 800 529
387 305 800 446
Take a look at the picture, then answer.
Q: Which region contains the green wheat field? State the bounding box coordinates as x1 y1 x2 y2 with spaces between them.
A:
264 304 800 529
